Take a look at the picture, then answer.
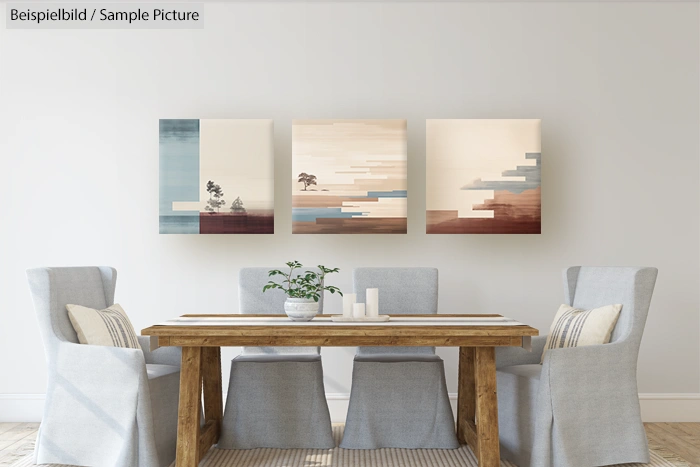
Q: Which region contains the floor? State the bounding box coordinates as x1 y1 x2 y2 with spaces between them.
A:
0 423 698 467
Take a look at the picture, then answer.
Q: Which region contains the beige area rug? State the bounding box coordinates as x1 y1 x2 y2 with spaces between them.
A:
9 425 690 467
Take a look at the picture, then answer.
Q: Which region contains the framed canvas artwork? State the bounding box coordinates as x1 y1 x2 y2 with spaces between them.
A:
292 119 407 234
426 119 541 234
159 119 274 234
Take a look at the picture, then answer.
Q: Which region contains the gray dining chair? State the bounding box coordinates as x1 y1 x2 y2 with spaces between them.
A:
26 267 181 467
495 266 658 467
340 267 459 449
217 267 334 450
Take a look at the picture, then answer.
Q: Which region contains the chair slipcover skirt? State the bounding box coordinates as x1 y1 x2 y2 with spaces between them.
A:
218 354 335 450
496 364 543 467
340 355 459 450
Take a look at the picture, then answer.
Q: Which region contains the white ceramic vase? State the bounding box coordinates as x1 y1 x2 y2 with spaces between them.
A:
284 297 319 321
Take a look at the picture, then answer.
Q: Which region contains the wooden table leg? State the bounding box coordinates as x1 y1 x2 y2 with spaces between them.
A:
457 347 476 446
199 347 223 461
176 346 203 467
474 347 500 467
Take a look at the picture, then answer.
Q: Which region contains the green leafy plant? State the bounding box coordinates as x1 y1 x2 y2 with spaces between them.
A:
263 261 342 302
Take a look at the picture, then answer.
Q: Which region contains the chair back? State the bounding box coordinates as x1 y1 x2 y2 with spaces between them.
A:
354 267 438 315
353 267 438 356
239 267 322 355
564 266 657 349
239 267 324 315
26 267 117 357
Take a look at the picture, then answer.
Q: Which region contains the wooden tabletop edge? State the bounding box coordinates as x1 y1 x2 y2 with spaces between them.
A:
141 326 540 336
177 313 506 318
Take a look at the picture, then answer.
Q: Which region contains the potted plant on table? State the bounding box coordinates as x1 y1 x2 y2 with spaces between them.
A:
263 261 342 321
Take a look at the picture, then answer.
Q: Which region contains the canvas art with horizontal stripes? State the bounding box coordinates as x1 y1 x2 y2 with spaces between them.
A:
426 119 541 234
292 120 408 234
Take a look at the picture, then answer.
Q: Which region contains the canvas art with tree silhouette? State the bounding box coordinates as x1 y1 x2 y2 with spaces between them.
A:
159 119 274 234
292 120 407 234
230 196 246 214
204 180 226 214
298 173 317 191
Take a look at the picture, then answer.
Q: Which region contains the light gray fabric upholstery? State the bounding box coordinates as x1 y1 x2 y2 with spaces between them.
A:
354 353 443 363
219 355 334 449
26 267 180 467
145 364 180 466
218 267 334 450
341 267 458 450
496 335 548 369
138 335 182 367
341 359 459 450
354 267 437 355
496 266 658 467
233 354 323 363
239 267 321 355
239 266 325 315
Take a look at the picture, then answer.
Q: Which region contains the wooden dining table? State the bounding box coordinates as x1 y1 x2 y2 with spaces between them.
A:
141 314 538 467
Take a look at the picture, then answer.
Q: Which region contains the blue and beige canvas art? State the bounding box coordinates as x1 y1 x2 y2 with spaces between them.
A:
292 119 408 234
159 119 274 234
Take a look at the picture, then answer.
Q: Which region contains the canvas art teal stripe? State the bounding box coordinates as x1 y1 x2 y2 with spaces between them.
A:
159 119 275 234
159 119 200 234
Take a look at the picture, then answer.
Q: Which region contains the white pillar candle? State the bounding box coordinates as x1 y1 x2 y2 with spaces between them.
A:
353 303 366 319
342 293 357 318
366 288 379 318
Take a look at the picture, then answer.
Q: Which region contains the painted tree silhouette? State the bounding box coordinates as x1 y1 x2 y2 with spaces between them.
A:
298 172 317 191
230 196 246 214
204 180 226 214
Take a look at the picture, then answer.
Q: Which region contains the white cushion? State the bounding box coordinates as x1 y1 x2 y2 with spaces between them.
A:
66 303 140 349
541 303 622 363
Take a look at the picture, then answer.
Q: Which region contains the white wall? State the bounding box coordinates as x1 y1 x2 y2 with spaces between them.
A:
1 1 698 421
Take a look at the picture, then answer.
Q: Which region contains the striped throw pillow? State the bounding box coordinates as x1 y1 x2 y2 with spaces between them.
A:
66 303 140 349
541 303 622 363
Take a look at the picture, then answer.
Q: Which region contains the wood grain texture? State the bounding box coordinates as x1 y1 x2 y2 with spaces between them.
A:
645 423 700 465
457 347 476 445
176 346 203 467
475 347 500 467
463 420 479 459
141 314 539 346
142 326 537 337
199 421 218 462
179 314 504 318
165 336 524 348
202 347 223 445
141 314 537 466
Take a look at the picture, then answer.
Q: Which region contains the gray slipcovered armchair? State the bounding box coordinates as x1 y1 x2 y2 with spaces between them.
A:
217 267 334 450
26 267 181 467
495 266 658 467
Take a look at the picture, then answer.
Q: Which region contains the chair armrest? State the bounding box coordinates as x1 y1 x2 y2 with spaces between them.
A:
538 341 642 444
496 335 547 369
543 341 636 388
57 340 146 373
53 340 147 403
138 336 182 367
43 341 150 466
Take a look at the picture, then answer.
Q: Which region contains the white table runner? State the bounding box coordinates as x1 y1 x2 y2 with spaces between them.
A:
156 316 527 327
